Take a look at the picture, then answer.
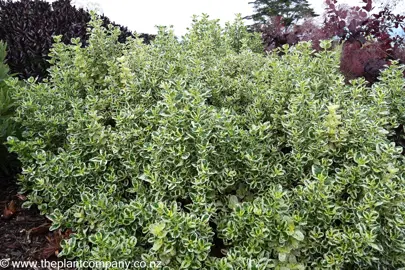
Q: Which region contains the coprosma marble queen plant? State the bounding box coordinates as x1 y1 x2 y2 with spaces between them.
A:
6 12 405 270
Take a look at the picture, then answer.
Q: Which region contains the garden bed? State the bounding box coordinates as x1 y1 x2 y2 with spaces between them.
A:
0 176 74 270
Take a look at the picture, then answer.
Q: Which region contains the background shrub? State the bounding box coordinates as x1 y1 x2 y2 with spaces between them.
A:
0 41 13 140
0 0 154 81
0 41 20 178
259 0 405 84
7 14 405 269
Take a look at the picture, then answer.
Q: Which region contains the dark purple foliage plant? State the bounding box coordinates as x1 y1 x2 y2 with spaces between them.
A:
0 0 154 81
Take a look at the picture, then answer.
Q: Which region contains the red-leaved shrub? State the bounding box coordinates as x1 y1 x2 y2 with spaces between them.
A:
260 0 405 84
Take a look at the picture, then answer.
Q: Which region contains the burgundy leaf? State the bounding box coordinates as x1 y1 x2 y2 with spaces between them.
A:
348 20 357 31
363 0 372 12
360 11 368 18
340 10 348 19
380 32 390 40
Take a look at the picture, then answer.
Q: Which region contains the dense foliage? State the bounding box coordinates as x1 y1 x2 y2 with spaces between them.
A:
0 41 19 177
0 41 13 140
7 14 405 269
260 0 405 84
0 0 154 81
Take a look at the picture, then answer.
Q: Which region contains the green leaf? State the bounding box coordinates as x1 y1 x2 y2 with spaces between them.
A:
150 222 166 236
292 230 304 241
152 239 164 251
279 253 287 262
369 243 383 252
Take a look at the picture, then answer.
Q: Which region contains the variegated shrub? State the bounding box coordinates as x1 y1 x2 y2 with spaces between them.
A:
6 13 405 270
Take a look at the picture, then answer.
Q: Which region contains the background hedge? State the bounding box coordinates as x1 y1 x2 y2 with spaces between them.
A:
0 0 154 81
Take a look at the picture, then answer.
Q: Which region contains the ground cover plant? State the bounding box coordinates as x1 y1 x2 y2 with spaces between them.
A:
0 0 154 81
6 13 405 269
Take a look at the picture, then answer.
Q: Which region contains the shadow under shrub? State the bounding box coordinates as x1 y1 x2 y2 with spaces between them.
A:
6 13 405 269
